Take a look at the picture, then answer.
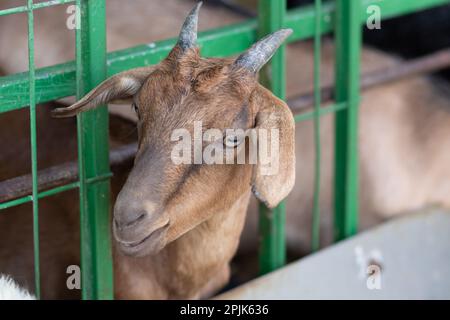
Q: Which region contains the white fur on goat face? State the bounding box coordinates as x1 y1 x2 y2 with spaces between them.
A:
0 275 35 300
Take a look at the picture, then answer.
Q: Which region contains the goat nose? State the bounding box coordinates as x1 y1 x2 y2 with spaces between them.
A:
114 212 147 230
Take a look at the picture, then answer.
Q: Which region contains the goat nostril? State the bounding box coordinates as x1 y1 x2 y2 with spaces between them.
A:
116 213 147 229
125 213 146 227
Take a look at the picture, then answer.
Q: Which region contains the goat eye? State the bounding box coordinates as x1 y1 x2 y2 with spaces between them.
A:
224 134 243 148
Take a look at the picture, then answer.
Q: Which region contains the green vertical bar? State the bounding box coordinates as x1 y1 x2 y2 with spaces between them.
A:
258 0 287 275
334 0 362 241
76 0 113 300
27 0 40 299
311 0 322 252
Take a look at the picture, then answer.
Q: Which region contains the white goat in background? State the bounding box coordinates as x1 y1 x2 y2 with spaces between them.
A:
0 275 35 300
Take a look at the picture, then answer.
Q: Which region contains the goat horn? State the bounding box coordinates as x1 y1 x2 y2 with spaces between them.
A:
177 2 202 50
234 29 293 74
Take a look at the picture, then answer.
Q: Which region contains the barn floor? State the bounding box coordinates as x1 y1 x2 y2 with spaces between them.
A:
216 207 450 299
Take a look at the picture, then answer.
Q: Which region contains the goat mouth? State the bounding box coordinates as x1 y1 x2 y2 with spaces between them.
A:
115 220 170 256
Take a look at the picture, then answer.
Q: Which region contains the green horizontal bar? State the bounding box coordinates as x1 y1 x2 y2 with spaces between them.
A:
0 172 112 211
374 0 450 20
294 102 347 122
0 195 33 210
86 173 113 184
0 182 78 211
0 62 76 113
0 0 75 17
38 181 79 198
32 0 76 10
0 6 28 16
1 0 448 113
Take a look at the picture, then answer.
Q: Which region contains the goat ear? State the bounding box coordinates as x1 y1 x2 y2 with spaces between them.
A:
251 86 295 208
51 67 154 118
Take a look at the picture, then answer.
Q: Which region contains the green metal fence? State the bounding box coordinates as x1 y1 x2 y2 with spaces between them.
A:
0 0 448 300
0 0 113 300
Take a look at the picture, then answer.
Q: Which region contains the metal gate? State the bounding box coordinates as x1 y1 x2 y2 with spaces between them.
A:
0 0 448 300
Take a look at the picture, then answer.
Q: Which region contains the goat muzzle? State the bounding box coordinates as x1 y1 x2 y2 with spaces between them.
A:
113 217 170 257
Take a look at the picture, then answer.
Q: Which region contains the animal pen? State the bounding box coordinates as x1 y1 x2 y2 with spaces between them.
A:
0 0 449 300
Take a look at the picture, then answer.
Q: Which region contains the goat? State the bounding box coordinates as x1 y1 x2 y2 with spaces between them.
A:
50 3 295 299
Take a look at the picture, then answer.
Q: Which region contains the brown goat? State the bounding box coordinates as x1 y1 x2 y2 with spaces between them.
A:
50 3 295 299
